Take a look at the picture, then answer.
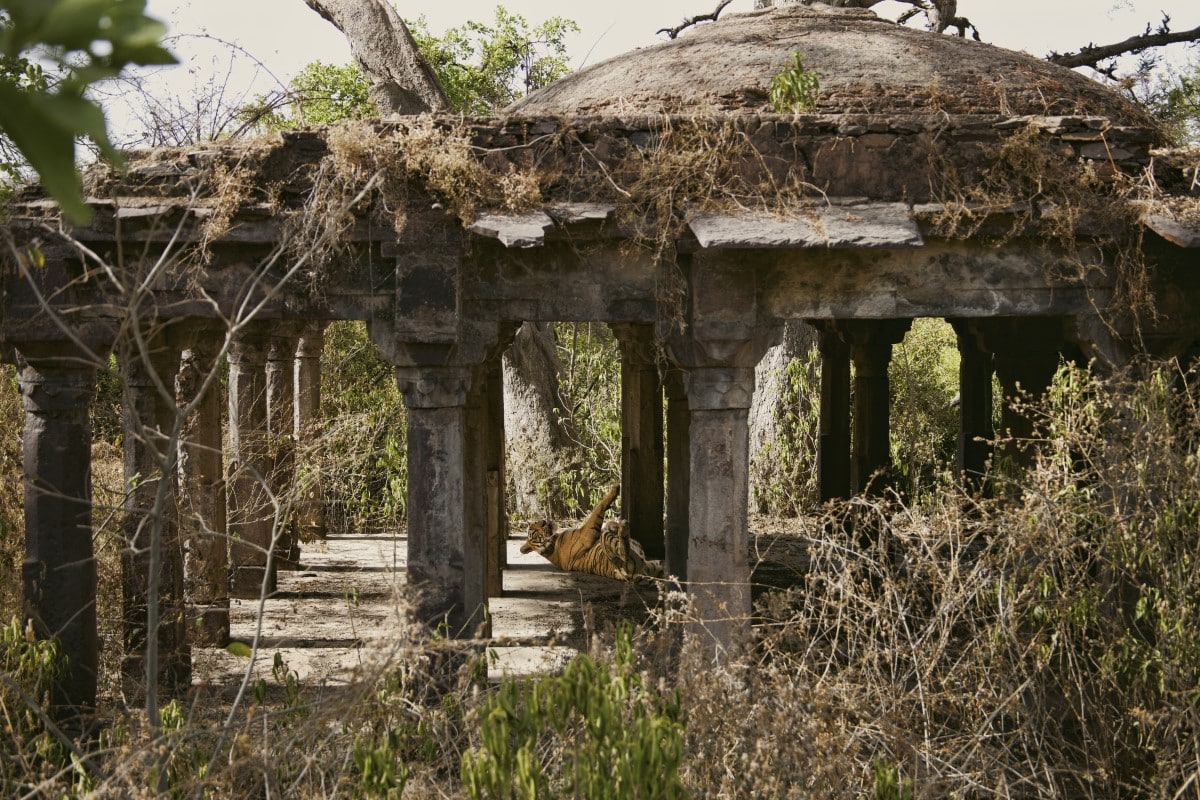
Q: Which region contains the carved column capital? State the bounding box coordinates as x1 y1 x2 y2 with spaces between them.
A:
18 363 95 415
397 366 472 409
685 366 757 411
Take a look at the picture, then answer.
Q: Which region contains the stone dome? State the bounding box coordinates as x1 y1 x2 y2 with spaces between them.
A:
509 5 1149 122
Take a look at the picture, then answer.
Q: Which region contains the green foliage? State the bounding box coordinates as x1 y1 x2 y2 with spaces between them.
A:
409 8 578 114
255 60 375 131
889 319 961 497
0 616 74 792
755 347 821 515
461 623 686 800
0 366 23 617
769 51 820 113
553 322 622 515
1156 60 1200 145
871 757 914 800
315 321 407 531
352 731 410 799
0 0 175 221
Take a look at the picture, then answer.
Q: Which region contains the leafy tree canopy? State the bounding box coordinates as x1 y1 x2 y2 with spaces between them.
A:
408 7 578 114
0 0 175 221
252 6 576 132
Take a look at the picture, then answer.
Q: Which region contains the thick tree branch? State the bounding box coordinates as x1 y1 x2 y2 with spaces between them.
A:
658 0 734 40
1049 22 1200 70
302 0 448 115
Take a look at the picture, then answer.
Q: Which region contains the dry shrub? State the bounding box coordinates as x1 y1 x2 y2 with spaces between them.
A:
0 365 24 616
678 360 1200 798
286 117 544 279
932 122 1155 331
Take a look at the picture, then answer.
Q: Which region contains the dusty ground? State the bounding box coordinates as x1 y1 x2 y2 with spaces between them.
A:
191 516 813 691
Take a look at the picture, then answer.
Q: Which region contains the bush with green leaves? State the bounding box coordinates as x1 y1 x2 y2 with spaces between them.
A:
0 0 175 220
461 623 686 800
313 321 407 531
888 318 962 498
769 50 820 113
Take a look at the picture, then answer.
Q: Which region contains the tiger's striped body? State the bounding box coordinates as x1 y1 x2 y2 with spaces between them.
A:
521 485 663 582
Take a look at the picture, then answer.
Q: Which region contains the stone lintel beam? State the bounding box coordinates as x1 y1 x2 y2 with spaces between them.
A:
469 211 555 248
16 341 104 728
689 204 923 250
609 322 665 561
392 233 463 344
1144 213 1200 249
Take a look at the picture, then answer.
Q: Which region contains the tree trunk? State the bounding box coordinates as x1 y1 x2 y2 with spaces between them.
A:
302 0 448 114
502 323 585 520
749 320 818 515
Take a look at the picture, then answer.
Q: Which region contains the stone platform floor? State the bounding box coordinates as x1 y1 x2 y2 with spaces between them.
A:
191 532 664 690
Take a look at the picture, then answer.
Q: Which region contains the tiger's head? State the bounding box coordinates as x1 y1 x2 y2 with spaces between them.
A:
520 519 556 555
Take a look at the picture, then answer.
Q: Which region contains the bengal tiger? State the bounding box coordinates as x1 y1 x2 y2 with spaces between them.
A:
520 485 663 582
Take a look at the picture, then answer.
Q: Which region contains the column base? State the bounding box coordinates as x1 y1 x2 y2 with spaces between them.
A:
230 566 276 598
187 605 231 647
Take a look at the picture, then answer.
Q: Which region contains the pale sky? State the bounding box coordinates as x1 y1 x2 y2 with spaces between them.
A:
106 0 1200 145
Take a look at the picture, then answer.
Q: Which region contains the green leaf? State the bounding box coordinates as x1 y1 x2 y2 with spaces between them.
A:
225 641 253 658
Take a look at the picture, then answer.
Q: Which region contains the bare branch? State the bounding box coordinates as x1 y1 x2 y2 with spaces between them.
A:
1049 20 1200 70
658 0 734 40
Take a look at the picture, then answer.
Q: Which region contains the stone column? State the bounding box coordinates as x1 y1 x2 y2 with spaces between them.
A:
120 333 189 700
977 318 1063 471
227 323 275 597
176 325 229 646
610 323 665 560
683 364 757 651
294 322 326 540
950 320 994 493
842 320 911 495
397 365 482 634
816 324 852 502
664 369 690 582
267 327 301 569
16 345 101 724
483 356 508 599
464 364 494 635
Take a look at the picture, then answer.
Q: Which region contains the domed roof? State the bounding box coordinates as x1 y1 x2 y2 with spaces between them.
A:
509 5 1148 122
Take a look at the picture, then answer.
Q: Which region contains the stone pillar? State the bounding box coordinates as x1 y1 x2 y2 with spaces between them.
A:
267 327 300 569
977 318 1063 471
610 323 665 560
16 346 101 724
950 320 994 493
683 364 757 651
227 323 275 597
294 322 326 540
484 357 508 599
397 365 483 634
816 324 852 502
842 320 911 495
176 325 229 646
664 370 690 582
464 363 497 633
120 333 189 700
